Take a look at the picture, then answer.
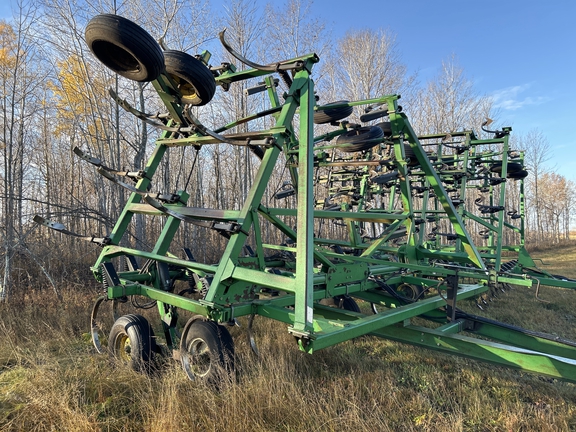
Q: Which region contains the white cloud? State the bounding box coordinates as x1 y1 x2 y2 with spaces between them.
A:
491 83 550 111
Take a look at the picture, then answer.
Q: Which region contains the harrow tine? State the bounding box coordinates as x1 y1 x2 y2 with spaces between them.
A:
98 167 138 191
144 195 207 226
247 313 260 358
96 167 176 199
75 146 148 181
33 215 110 246
73 146 103 166
33 214 65 232
108 89 180 131
219 28 314 74
534 279 551 303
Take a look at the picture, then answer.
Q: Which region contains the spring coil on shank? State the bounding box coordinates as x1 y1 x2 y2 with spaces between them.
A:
100 263 109 294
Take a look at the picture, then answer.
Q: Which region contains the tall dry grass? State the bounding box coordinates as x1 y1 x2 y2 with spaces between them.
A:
1 245 576 431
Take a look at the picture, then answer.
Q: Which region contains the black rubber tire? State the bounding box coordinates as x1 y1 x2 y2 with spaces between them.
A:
333 295 361 312
374 121 392 137
336 126 384 152
489 161 524 174
360 107 389 123
314 100 353 124
391 143 418 166
164 50 216 106
180 320 235 383
395 283 424 301
108 314 154 372
403 143 418 165
85 14 164 82
507 169 529 179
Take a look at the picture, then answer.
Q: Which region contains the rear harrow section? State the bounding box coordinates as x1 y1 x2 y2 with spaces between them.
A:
35 14 576 384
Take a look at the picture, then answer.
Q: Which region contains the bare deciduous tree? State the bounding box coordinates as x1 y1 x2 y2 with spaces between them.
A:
323 28 415 112
411 56 493 135
521 129 554 242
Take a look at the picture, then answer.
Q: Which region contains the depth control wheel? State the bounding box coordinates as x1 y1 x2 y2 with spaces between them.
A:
180 319 235 383
333 295 361 312
164 50 216 106
490 161 524 174
395 283 424 301
85 14 164 82
314 100 353 124
108 314 154 372
336 126 384 152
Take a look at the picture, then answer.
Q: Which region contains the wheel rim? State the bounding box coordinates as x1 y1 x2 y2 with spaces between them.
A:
169 74 199 103
114 333 132 362
187 337 212 377
396 283 421 300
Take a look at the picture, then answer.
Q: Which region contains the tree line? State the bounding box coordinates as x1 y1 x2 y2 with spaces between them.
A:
0 0 571 299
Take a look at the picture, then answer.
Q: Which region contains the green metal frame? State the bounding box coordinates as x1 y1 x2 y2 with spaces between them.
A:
39 34 576 383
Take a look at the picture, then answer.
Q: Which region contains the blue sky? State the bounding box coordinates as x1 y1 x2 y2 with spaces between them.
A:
309 0 576 179
1 0 574 179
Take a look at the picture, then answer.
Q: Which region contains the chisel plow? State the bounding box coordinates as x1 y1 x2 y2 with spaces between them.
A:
35 14 576 384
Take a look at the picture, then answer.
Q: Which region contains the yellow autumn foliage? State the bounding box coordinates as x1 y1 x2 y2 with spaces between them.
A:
49 54 111 137
0 21 17 76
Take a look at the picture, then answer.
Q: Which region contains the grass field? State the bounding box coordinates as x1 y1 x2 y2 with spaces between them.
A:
1 245 576 431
